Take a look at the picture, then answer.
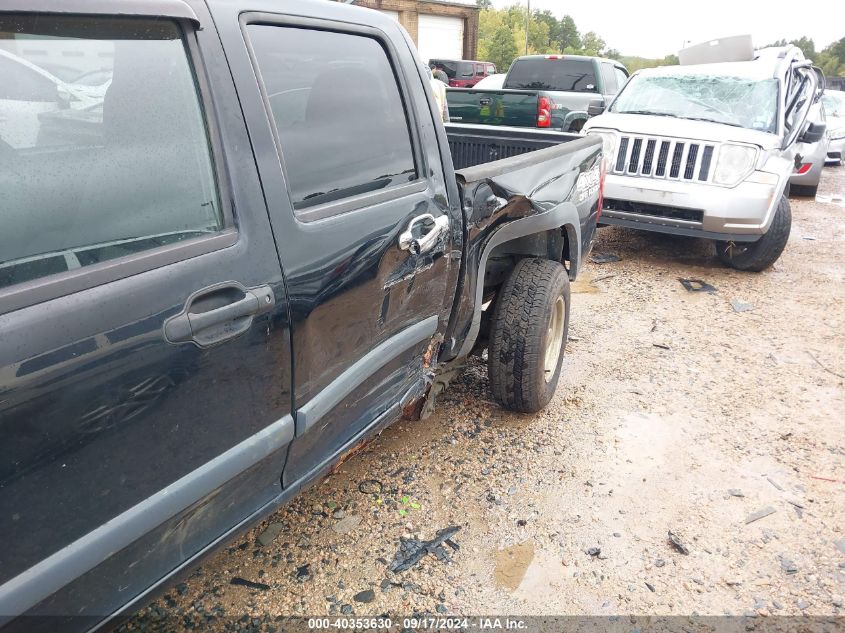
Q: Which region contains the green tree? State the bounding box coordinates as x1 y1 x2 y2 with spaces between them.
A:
478 9 519 70
580 31 606 56
791 36 816 59
532 9 560 50
556 15 580 51
765 37 816 60
512 12 553 55
806 37 844 76
476 0 493 9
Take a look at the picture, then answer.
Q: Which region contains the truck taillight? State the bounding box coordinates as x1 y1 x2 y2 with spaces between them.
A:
597 160 606 220
537 96 551 128
794 162 812 174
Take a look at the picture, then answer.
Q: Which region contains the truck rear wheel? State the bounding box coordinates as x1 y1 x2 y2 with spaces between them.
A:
488 258 570 413
715 195 791 272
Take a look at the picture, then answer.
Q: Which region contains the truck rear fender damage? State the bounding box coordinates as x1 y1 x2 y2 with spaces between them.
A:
439 135 601 365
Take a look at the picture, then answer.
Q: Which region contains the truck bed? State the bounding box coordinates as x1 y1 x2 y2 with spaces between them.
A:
445 123 593 175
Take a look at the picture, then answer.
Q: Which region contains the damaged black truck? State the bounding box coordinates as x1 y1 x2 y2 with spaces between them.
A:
0 0 602 629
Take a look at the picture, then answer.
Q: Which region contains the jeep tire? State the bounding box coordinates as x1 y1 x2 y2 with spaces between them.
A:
715 195 791 272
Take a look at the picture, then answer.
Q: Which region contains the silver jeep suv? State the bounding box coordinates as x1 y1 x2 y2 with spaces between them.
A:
584 44 825 271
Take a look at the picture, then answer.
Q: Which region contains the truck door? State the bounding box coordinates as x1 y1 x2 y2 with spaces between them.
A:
0 8 292 623
217 8 459 484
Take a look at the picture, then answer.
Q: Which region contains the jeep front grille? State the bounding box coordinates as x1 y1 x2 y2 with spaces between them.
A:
612 136 717 183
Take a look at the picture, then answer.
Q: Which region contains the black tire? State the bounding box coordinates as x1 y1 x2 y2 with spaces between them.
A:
790 183 818 197
488 258 570 413
715 195 791 272
568 119 585 133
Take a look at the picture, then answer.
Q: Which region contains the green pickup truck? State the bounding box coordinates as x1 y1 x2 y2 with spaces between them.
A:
448 54 629 132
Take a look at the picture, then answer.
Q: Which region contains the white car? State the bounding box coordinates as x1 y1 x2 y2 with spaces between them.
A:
472 73 506 90
584 44 824 271
822 89 845 165
0 49 98 148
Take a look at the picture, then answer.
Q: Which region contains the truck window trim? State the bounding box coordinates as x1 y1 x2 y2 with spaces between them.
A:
239 12 428 223
0 0 200 23
0 20 237 316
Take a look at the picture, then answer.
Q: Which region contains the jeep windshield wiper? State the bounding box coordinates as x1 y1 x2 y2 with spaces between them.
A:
615 110 679 117
677 115 745 128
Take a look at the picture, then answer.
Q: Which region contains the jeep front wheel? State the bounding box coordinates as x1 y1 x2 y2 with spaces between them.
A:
715 195 791 272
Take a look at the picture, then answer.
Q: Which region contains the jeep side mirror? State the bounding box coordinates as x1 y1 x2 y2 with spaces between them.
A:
587 99 605 117
799 121 826 144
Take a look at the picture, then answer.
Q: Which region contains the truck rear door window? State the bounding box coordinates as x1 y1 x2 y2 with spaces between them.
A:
504 58 598 93
0 16 222 291
247 26 417 211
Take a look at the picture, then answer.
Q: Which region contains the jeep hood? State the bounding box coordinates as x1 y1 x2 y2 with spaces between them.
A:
584 113 780 150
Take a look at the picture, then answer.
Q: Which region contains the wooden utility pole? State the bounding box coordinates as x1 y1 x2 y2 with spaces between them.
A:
524 0 530 55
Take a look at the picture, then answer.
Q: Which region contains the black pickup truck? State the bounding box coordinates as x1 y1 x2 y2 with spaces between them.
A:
0 0 602 629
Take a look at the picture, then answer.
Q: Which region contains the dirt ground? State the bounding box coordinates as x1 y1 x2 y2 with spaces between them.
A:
126 166 845 629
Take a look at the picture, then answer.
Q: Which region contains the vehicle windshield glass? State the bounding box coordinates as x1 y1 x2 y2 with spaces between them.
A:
610 73 779 133
504 58 597 92
822 92 845 117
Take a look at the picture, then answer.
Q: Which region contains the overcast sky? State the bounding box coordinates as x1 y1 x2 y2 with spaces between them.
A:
477 0 845 58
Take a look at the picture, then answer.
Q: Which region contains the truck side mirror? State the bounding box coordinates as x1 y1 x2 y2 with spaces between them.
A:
799 121 826 144
587 99 605 117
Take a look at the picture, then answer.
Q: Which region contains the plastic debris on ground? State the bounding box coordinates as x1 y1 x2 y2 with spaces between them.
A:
730 299 754 313
679 278 716 293
591 253 620 264
229 577 270 591
668 530 690 555
388 525 461 573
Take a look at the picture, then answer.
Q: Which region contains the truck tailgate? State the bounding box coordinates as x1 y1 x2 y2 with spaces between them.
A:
447 88 539 127
446 124 593 173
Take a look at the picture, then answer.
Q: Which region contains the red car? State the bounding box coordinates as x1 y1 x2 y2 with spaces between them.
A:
429 58 497 88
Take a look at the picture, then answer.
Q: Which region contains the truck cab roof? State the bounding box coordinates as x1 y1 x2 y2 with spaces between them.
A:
513 53 625 67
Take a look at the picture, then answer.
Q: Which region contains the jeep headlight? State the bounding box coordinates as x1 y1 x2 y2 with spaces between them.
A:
713 144 757 187
587 130 617 166
830 125 845 140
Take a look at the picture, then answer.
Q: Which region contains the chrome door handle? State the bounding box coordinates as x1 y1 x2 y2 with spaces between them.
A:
398 214 449 255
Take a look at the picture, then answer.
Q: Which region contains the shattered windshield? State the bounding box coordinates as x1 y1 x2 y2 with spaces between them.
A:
610 73 779 133
822 92 845 117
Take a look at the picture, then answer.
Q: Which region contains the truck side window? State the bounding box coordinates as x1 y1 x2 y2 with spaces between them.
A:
0 16 222 291
247 26 417 212
600 63 617 94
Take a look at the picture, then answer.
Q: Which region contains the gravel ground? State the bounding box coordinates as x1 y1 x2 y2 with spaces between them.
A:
124 167 845 630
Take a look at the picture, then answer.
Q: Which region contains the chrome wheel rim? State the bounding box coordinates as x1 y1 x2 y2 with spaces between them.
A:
544 296 565 383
